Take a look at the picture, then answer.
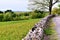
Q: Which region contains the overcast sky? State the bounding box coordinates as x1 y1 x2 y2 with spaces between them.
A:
0 0 28 11
0 0 59 11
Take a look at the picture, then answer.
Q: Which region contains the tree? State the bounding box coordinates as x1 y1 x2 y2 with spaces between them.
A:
29 0 60 15
52 4 60 15
52 7 59 14
5 10 14 13
0 11 3 14
34 10 44 14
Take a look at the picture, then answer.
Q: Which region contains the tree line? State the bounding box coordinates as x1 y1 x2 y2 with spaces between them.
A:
0 10 47 22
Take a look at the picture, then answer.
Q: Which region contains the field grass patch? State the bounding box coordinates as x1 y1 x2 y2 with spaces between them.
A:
0 19 40 40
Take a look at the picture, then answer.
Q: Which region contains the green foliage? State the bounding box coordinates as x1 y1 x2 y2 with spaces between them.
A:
20 16 30 20
3 12 13 21
13 16 21 21
44 20 55 35
44 28 54 35
31 13 45 19
52 8 59 15
34 10 44 14
52 4 60 15
5 10 13 13
0 14 3 21
0 10 47 21
12 13 16 17
0 11 3 14
24 13 29 16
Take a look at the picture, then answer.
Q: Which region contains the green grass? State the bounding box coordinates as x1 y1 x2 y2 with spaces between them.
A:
0 19 40 40
44 28 54 35
44 20 55 35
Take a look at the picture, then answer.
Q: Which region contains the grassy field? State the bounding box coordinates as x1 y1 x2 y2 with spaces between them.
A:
0 19 40 40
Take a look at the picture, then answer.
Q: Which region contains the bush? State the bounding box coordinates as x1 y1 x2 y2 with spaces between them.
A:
31 13 45 19
34 10 44 14
12 13 16 17
0 14 3 21
40 13 45 18
13 16 21 21
24 13 29 16
0 11 3 14
20 16 30 20
5 10 13 13
0 11 46 22
3 13 13 21
15 13 23 17
57 11 60 15
31 13 38 19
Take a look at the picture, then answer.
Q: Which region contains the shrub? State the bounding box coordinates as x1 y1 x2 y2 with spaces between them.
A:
20 16 30 20
16 13 22 17
0 11 46 21
0 11 3 14
3 12 13 21
31 13 45 19
57 11 60 15
5 10 13 13
0 14 3 21
24 13 29 16
44 28 53 35
13 16 21 21
12 13 16 17
40 13 45 18
34 10 44 14
31 13 38 19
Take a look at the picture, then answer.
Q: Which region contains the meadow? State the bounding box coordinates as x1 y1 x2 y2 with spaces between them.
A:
0 10 47 40
0 19 40 40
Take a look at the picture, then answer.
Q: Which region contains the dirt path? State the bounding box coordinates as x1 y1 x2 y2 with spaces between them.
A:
53 16 60 40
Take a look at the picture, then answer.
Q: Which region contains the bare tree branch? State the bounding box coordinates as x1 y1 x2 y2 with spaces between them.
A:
52 0 59 5
29 0 60 14
33 1 48 6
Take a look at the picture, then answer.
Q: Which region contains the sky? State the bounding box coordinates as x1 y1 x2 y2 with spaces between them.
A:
0 0 28 11
0 0 59 11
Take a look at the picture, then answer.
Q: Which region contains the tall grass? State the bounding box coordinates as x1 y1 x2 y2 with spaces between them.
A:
0 19 40 40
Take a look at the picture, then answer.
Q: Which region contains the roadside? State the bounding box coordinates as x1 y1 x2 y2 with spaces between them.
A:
43 18 58 40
